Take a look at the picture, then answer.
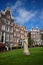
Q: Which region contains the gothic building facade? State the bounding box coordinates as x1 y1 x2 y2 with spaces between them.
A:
0 7 27 49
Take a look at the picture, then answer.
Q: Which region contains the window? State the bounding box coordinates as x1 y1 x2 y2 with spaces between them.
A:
10 34 13 42
14 38 17 42
0 31 1 35
6 20 8 24
37 32 39 34
6 27 8 30
5 33 9 41
7 15 10 19
6 26 9 32
21 35 24 39
16 38 19 43
6 42 9 46
6 20 10 25
0 36 1 42
2 18 6 23
17 33 20 37
2 25 5 30
14 32 16 36
0 13 1 17
0 32 2 42
10 27 13 32
25 33 27 37
16 29 19 32
21 31 24 34
10 22 13 26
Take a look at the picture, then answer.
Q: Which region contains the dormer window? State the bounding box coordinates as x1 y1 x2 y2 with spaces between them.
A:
7 15 10 19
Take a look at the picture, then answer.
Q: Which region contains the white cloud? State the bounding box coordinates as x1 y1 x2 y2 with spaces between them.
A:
10 0 37 25
39 10 43 20
15 9 37 25
39 10 43 26
10 1 23 15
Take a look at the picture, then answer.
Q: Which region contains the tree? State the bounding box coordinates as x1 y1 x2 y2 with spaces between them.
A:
41 34 43 41
41 34 43 44
28 38 34 47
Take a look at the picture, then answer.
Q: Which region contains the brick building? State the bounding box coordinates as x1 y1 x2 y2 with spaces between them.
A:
30 27 41 45
13 24 27 47
0 7 14 49
40 30 43 45
0 7 27 49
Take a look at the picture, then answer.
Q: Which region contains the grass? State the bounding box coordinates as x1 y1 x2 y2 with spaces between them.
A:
0 47 43 65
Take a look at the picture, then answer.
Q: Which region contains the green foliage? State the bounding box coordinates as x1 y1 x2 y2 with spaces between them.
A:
28 38 34 46
41 34 43 41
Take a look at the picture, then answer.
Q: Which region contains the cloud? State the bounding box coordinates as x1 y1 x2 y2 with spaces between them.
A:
32 0 36 3
15 9 37 25
10 1 24 15
10 0 37 25
39 10 43 26
39 10 43 20
6 0 43 30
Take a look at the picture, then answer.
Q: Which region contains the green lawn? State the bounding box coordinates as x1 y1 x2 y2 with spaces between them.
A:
0 47 43 65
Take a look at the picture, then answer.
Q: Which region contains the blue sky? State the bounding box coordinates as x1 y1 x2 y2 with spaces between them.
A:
0 0 43 31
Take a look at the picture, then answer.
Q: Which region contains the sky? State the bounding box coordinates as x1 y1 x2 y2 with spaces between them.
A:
0 0 43 31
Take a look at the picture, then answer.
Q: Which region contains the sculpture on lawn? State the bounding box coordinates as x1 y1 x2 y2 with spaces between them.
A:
23 38 30 55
